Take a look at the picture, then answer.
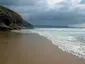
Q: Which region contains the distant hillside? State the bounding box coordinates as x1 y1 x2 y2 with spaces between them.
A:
68 24 85 28
34 25 70 28
22 20 33 29
0 5 33 31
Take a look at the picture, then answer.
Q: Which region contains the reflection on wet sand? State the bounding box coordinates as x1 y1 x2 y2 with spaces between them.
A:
0 32 85 64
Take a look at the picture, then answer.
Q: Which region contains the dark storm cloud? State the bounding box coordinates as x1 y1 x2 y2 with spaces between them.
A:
0 0 18 5
80 0 85 4
0 0 85 26
29 9 85 25
0 0 38 5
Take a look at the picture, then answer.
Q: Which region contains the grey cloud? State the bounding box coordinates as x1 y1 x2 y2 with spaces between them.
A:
0 0 85 26
28 10 85 25
0 0 19 5
80 0 85 4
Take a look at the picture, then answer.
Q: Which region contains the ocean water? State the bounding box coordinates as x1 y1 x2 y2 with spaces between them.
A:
13 28 85 59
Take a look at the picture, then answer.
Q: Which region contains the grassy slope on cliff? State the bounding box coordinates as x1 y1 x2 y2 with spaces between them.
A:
0 5 33 30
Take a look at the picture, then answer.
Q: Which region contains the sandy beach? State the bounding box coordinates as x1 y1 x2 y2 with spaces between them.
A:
0 32 85 64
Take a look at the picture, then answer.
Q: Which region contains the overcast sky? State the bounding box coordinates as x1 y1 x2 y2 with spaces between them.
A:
0 0 85 26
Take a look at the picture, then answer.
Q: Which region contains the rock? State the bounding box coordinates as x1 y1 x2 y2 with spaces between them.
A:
0 5 33 31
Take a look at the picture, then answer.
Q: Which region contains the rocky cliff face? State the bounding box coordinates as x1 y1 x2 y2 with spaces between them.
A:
0 5 33 31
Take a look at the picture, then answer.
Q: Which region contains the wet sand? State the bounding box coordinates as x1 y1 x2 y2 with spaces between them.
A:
0 32 85 64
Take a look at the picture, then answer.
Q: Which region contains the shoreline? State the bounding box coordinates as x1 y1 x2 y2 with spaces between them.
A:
0 32 85 64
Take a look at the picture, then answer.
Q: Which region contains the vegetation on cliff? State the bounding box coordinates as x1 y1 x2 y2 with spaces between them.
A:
0 5 33 30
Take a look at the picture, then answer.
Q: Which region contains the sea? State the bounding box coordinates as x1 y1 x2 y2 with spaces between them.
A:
13 28 85 59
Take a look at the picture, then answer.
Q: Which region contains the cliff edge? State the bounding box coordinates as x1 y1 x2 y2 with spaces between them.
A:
0 5 33 31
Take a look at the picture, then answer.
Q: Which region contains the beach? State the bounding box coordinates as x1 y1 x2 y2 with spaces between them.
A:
0 32 85 64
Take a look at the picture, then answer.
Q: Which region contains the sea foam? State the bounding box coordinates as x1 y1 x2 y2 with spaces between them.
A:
13 28 85 59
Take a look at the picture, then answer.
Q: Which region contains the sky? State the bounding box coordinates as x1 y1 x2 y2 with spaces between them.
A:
0 0 85 26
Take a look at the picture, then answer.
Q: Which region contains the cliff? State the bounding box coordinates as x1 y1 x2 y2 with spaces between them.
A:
0 5 33 31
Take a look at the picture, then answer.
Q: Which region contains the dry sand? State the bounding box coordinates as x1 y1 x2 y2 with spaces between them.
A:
0 32 85 64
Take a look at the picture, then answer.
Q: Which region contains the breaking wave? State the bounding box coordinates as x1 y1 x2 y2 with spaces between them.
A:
13 28 85 59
